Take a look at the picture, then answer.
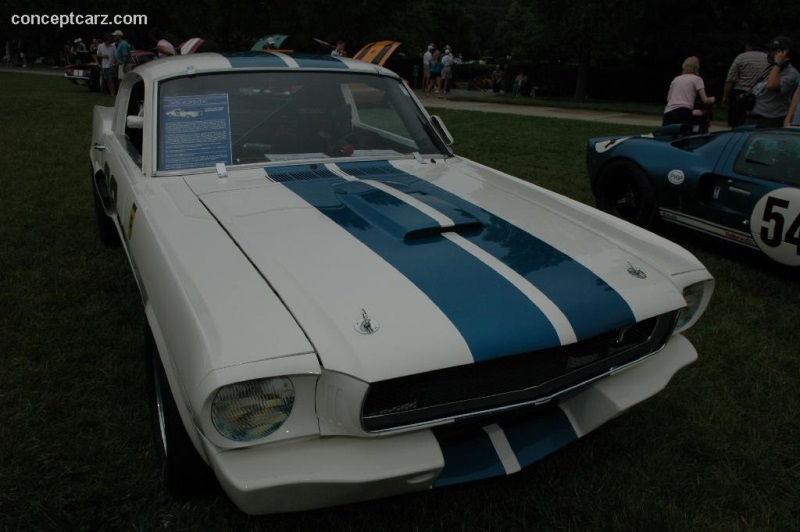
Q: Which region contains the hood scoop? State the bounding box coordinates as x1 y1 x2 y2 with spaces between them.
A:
262 164 482 239
332 179 482 240
267 166 338 183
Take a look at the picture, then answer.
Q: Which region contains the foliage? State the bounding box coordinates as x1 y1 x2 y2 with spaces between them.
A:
2 72 799 531
2 0 799 101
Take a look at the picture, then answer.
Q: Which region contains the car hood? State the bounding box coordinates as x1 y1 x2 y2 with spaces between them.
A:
189 158 696 383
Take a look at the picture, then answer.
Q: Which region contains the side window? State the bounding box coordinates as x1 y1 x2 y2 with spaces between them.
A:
348 82 408 137
123 80 145 165
733 133 800 186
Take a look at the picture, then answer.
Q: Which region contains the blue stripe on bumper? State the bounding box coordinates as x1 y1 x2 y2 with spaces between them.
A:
434 408 578 487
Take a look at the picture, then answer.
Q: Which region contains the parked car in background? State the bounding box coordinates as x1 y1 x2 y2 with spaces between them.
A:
588 125 800 267
65 49 155 91
90 52 714 514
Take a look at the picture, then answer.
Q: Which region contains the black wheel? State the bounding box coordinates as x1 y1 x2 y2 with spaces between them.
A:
91 167 119 247
595 160 658 228
145 329 217 500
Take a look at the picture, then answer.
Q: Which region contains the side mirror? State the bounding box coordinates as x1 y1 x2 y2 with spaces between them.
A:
430 115 454 146
126 115 144 130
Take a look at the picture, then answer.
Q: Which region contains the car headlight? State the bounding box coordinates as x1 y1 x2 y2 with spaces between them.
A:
211 377 295 442
674 279 713 334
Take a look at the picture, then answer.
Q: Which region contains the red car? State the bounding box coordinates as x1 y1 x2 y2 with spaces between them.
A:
65 49 155 91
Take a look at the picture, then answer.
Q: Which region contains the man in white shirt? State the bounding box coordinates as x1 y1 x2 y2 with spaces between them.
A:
440 47 455 96
422 43 433 91
96 34 117 96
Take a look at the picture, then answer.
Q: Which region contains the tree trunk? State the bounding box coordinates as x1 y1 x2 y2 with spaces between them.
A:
573 46 590 100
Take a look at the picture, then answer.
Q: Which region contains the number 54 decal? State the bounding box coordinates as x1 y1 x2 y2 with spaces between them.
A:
751 188 800 266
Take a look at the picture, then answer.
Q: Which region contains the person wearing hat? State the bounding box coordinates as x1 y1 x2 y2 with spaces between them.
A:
262 37 277 50
112 30 132 80
745 36 800 128
73 38 87 54
422 43 434 92
440 46 454 97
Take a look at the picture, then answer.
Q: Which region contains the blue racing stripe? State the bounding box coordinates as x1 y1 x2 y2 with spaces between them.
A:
291 54 350 69
434 430 505 487
224 52 290 69
331 180 445 240
268 164 561 361
502 409 577 468
433 408 577 487
336 161 636 340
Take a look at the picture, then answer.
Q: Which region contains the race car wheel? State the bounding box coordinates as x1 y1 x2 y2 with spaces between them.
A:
91 167 119 247
145 329 217 501
595 160 658 228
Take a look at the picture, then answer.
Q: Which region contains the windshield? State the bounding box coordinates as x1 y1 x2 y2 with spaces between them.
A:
157 71 447 172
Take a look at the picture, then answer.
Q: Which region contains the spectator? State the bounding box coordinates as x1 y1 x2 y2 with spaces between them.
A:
491 64 504 93
722 39 769 127
745 36 800 128
73 38 87 53
663 56 715 126
425 49 442 97
96 34 117 96
422 43 433 91
150 28 176 57
513 72 528 97
113 30 132 80
262 37 277 51
62 41 72 64
331 40 347 57
440 46 454 97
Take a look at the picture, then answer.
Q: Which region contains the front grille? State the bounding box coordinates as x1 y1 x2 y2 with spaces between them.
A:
362 312 677 432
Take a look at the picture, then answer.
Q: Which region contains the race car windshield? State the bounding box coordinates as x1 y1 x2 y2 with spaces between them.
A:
156 71 448 172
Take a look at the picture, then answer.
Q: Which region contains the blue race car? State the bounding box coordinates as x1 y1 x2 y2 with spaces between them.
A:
587 125 800 267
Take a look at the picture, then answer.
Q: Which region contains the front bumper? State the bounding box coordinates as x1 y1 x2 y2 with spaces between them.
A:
64 72 90 85
207 334 697 514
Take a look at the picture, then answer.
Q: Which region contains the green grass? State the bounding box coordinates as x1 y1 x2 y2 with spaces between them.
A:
1 73 799 531
449 92 666 116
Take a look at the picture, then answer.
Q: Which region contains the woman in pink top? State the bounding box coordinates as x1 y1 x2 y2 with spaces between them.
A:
663 56 716 126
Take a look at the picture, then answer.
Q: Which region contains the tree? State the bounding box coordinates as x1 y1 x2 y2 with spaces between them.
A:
526 0 635 99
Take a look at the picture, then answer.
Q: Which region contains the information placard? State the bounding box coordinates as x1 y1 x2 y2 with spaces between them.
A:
160 94 232 171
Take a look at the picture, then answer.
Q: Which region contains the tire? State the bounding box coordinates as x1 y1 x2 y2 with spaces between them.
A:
145 329 217 500
595 160 658 229
91 167 119 247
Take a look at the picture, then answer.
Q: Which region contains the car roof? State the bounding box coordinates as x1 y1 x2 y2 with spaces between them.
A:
131 51 400 84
